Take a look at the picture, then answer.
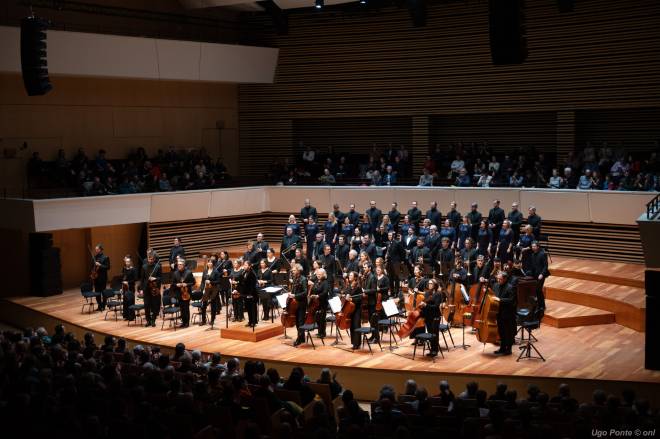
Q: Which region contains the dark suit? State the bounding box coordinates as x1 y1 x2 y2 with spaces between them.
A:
366 207 382 230
385 239 406 296
362 272 379 339
346 210 360 226
252 240 269 261
293 275 308 344
467 210 483 240
280 234 301 260
93 253 110 310
528 249 550 313
488 207 506 245
446 209 462 229
407 207 422 229
508 210 524 243
201 268 222 324
241 268 259 326
527 214 542 241
425 208 442 229
313 279 330 337
169 245 185 267
172 269 194 326
318 253 337 286
121 266 138 320
141 262 162 325
494 280 517 351
388 209 401 230
301 206 318 222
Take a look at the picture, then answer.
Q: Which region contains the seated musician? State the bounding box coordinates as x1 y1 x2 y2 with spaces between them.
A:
344 271 363 349
121 255 138 321
418 278 443 357
172 259 194 328
139 250 162 327
281 227 301 261
289 263 308 347
493 270 517 356
257 258 274 320
200 258 221 326
310 268 330 338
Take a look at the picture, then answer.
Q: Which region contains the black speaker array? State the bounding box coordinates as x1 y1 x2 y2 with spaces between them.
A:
489 0 528 65
29 232 62 296
20 16 53 96
645 270 660 370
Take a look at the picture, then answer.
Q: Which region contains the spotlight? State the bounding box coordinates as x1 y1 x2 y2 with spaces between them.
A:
315 0 323 8
360 0 367 4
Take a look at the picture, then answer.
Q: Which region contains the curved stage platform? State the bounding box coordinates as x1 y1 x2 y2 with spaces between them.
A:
2 257 659 404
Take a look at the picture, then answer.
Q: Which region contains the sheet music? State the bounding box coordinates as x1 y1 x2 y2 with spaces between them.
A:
329 296 342 313
382 299 399 317
264 286 282 294
276 293 288 308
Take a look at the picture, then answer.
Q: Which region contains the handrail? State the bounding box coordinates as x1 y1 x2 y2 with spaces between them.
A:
647 193 660 219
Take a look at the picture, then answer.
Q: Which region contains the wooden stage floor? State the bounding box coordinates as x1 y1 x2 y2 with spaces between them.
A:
2 288 658 385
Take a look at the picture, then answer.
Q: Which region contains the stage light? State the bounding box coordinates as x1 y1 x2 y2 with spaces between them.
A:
316 0 324 9
360 0 367 4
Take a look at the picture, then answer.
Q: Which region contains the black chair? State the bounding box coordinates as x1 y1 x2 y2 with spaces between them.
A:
518 304 545 362
128 302 145 326
516 296 539 343
354 327 382 354
80 282 100 314
190 290 205 324
161 292 181 330
413 317 444 361
438 310 456 351
298 323 323 350
104 289 123 321
378 316 401 350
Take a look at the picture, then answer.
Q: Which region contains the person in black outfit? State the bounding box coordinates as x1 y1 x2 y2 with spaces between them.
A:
257 258 275 320
467 203 483 240
385 231 405 298
366 200 382 231
200 258 221 326
387 202 401 230
493 271 517 355
168 237 185 270
139 250 161 327
528 241 549 316
281 227 301 261
311 268 330 338
121 255 138 321
293 248 310 276
410 237 430 270
301 198 318 225
419 278 443 356
425 201 442 229
361 263 379 342
358 235 377 262
407 201 422 230
252 233 269 261
488 199 506 246
290 263 308 346
216 251 233 307
318 244 337 288
436 238 454 286
335 235 350 269
241 260 259 327
507 202 524 244
344 271 363 349
92 244 110 311
446 201 462 230
527 206 542 241
346 203 361 226
171 260 194 328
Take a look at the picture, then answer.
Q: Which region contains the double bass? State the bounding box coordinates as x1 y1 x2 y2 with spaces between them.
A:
305 279 319 325
473 284 500 344
468 280 488 326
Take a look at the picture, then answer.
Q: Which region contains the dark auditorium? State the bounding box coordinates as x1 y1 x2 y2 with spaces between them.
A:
1 1 660 438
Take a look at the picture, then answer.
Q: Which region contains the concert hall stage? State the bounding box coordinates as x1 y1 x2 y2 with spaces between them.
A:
2 257 659 404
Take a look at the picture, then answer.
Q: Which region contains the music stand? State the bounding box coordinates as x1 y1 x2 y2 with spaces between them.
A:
276 293 292 339
328 296 343 346
382 299 401 351
264 286 283 324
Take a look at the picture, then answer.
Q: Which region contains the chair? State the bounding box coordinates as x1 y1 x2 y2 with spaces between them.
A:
412 317 444 361
298 323 323 349
128 303 145 326
104 289 123 321
80 282 100 314
517 308 545 362
516 296 539 343
378 316 400 349
438 314 456 351
354 327 382 354
161 293 181 330
190 290 205 324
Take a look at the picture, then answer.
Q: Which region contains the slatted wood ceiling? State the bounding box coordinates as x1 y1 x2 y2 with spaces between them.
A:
148 213 642 264
238 0 660 177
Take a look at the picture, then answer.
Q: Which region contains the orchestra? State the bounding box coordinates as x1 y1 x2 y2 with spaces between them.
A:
83 198 549 359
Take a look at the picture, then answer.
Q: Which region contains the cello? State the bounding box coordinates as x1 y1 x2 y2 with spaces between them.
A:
88 246 99 281
336 275 358 331
281 273 301 328
305 278 319 325
397 277 428 338
473 284 500 345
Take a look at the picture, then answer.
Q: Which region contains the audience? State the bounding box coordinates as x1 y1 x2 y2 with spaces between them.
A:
0 324 657 439
25 141 660 196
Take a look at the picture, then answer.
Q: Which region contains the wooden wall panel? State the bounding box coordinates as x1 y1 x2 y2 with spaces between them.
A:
239 0 660 177
576 108 660 152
